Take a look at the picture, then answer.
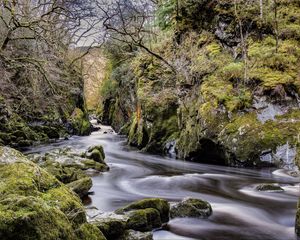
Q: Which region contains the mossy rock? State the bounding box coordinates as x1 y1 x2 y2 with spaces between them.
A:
75 223 107 240
86 149 105 164
126 208 162 232
0 147 93 239
87 145 106 160
116 198 170 223
81 159 109 172
255 184 284 192
67 177 93 198
0 195 76 240
92 217 127 240
170 198 212 219
70 108 91 136
117 230 153 240
41 160 87 184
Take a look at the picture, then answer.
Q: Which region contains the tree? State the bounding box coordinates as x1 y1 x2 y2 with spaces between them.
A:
95 0 176 72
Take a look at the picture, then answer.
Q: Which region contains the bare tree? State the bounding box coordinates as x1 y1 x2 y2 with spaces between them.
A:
95 0 176 73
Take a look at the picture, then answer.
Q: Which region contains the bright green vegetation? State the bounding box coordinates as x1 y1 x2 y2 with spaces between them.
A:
0 147 102 240
98 0 300 168
116 198 170 223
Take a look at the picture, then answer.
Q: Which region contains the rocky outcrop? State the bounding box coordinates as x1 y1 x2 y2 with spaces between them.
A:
99 1 300 170
0 146 104 240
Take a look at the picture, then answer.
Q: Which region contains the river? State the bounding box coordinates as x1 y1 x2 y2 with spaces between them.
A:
25 126 300 240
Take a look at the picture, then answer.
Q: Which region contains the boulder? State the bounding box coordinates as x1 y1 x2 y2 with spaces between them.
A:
91 214 127 240
86 149 105 164
117 230 153 240
126 208 162 232
116 198 170 223
255 184 284 192
86 145 106 163
75 223 107 240
170 198 212 219
67 177 93 198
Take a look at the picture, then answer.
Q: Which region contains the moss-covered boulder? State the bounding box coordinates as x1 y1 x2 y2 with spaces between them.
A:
91 214 127 240
87 145 106 162
126 208 162 232
67 177 93 198
170 198 212 219
75 223 107 240
116 198 170 223
0 146 102 240
117 230 153 240
85 148 106 164
255 184 284 192
41 160 87 184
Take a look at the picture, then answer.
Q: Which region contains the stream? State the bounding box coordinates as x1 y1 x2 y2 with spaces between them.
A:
25 126 300 240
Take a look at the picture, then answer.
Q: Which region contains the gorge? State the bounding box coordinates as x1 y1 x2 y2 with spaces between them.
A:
0 0 300 239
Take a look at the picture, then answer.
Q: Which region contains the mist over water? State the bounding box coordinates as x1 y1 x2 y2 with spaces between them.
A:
26 126 300 240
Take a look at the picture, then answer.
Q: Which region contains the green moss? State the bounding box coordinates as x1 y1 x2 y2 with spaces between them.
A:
87 145 106 160
42 186 86 226
170 198 212 219
70 108 91 136
67 177 92 198
0 195 76 240
116 198 170 223
76 223 107 240
92 218 126 240
0 147 91 239
126 208 161 232
219 111 300 165
81 159 109 172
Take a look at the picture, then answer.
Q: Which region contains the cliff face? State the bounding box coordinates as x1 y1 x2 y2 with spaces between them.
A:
99 0 300 169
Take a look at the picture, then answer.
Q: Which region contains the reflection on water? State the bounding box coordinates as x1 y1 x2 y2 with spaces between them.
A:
25 126 300 240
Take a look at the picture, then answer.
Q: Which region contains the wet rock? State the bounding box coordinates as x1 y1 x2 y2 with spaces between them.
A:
67 177 93 198
126 208 162 232
32 147 109 173
116 198 170 223
91 213 127 240
256 184 284 192
81 159 109 171
86 145 106 164
170 198 212 219
117 230 153 240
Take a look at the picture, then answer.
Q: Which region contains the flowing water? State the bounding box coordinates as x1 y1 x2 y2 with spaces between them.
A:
25 126 300 240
